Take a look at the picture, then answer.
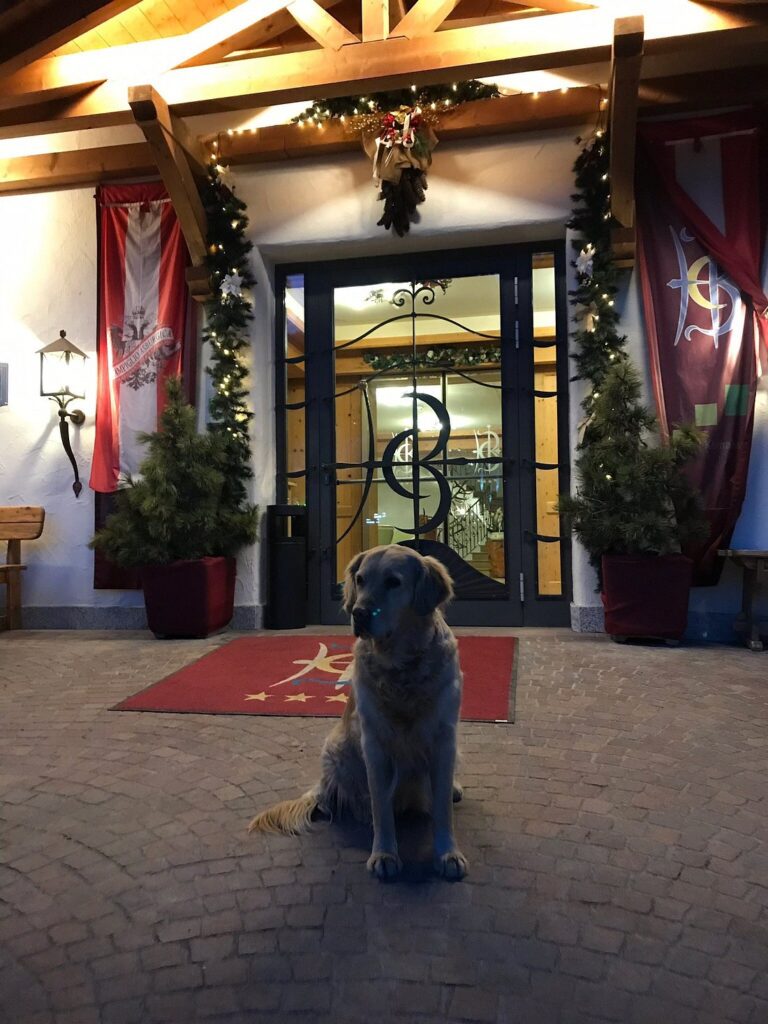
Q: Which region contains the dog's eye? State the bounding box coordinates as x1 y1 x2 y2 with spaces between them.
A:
355 574 364 587
384 577 401 590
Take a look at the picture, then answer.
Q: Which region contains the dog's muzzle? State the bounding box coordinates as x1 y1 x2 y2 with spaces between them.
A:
352 606 380 637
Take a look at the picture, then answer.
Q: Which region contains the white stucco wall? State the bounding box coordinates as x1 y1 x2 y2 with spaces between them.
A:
0 123 765 632
0 189 147 622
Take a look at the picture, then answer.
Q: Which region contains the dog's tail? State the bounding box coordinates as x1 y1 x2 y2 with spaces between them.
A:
247 789 319 836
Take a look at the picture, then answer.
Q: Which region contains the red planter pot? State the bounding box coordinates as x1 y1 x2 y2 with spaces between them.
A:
141 556 236 639
601 554 693 641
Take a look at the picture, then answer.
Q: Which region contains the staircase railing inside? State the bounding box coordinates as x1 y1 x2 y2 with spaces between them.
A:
448 493 491 563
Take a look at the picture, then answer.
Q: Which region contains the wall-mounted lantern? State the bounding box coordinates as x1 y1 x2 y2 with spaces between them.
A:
38 330 87 497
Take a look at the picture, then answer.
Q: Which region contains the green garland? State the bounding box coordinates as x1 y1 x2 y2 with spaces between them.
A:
364 345 500 372
567 128 627 416
200 164 259 546
294 80 499 124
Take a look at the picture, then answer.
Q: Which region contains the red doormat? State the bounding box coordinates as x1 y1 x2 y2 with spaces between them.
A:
114 635 517 723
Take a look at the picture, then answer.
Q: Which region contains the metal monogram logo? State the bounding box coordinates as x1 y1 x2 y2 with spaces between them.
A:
381 387 453 536
667 226 740 350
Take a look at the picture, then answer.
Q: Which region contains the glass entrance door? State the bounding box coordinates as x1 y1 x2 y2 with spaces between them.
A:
276 245 571 627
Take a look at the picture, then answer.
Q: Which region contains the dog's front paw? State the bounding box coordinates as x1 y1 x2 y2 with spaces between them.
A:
434 849 469 881
367 851 402 880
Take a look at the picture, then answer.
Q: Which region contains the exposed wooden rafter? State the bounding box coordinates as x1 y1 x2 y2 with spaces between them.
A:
609 15 644 269
362 0 390 43
504 0 592 12
128 84 209 282
287 0 360 49
391 0 461 39
179 0 344 68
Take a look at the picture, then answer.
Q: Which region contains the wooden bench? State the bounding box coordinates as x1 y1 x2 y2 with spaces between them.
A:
718 549 768 652
0 507 45 631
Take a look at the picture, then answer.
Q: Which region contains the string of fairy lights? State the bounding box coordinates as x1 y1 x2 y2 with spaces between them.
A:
568 92 627 421
200 145 255 490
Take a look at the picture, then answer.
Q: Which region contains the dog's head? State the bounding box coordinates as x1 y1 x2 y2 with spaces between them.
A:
343 545 454 640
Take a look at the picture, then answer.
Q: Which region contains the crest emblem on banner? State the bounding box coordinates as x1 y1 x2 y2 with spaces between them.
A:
666 226 740 350
109 305 180 391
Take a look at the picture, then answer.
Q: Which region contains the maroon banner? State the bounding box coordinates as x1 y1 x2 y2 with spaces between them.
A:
637 112 767 583
90 183 190 494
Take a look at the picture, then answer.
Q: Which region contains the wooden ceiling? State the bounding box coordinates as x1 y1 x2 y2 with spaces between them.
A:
1 0 767 278
49 0 593 55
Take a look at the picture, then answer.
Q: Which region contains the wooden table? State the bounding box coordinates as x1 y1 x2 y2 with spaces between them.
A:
718 550 768 651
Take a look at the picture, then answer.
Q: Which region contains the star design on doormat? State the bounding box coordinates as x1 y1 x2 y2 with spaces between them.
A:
244 691 272 702
284 692 313 703
326 693 349 704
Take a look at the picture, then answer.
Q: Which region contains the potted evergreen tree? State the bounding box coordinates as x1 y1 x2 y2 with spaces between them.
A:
91 377 258 638
559 361 706 641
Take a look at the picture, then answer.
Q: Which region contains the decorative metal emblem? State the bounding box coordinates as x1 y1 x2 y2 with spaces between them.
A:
667 226 740 349
381 389 452 536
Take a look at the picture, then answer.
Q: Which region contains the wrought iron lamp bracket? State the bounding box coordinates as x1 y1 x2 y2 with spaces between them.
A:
50 395 85 497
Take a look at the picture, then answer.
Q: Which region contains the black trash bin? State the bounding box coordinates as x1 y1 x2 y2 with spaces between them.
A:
265 505 307 629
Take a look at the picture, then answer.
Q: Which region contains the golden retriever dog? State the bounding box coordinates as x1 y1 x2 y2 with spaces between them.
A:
248 545 468 881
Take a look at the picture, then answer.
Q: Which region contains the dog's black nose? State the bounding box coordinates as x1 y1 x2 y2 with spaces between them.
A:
352 607 371 633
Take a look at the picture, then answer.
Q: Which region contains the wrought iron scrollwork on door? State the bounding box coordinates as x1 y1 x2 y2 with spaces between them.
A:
330 280 503 547
381 389 452 536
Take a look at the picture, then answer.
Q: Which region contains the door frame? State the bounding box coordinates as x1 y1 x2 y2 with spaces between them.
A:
274 241 572 627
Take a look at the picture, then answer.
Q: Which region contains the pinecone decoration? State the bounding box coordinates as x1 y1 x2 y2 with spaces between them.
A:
377 169 428 236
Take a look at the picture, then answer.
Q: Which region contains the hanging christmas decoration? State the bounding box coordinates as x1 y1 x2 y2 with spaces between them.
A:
294 81 499 236
363 107 438 235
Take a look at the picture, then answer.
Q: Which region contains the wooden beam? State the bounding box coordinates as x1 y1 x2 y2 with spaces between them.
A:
391 0 460 38
160 3 768 113
180 0 343 68
362 0 390 42
0 0 296 109
185 265 213 303
217 88 600 163
129 86 209 180
9 57 768 198
1 1 766 138
609 15 643 266
287 0 360 49
0 0 144 77
0 142 155 194
128 85 209 268
0 89 599 194
504 0 591 12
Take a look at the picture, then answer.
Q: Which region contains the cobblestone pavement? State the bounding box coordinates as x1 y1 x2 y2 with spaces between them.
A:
0 628 767 1024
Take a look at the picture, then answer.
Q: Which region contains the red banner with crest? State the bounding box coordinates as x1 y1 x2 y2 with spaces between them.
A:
90 183 190 494
636 111 768 583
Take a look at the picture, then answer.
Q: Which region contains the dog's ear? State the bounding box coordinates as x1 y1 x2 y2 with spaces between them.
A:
413 555 454 615
342 552 366 614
